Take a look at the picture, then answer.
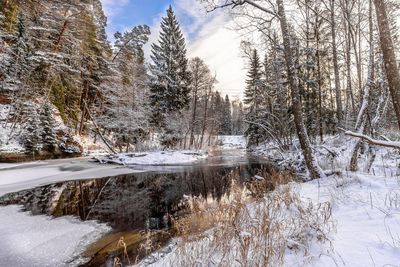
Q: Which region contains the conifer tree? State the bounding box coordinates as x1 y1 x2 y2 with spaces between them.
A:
40 102 57 153
3 15 30 93
149 6 191 128
243 49 265 145
24 107 41 155
220 94 232 135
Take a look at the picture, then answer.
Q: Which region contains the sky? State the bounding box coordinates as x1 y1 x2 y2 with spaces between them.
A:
100 0 247 99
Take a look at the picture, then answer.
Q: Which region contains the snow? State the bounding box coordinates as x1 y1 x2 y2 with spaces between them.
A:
283 173 400 266
96 150 208 166
216 135 247 149
0 205 110 266
0 104 24 153
141 175 400 267
345 130 400 149
0 158 144 197
137 135 400 267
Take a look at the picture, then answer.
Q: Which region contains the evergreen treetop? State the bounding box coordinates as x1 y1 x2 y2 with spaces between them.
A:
149 5 191 128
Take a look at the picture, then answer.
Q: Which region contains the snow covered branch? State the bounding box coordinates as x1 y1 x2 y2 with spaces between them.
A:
344 131 400 149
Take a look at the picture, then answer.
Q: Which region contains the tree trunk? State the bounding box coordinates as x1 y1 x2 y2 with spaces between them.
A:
316 15 323 142
350 0 374 172
330 0 343 126
276 0 324 179
345 131 400 149
199 78 214 149
190 79 199 148
79 79 90 135
373 0 400 130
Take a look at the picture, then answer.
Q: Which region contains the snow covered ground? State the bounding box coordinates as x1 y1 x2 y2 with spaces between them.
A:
0 158 143 197
96 150 208 166
285 172 400 266
217 135 247 149
0 205 110 267
136 135 400 267
0 104 24 153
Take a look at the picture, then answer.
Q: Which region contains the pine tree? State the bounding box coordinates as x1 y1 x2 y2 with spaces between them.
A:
220 94 232 135
24 107 41 155
99 25 151 151
40 102 57 153
243 49 265 145
149 6 191 128
2 15 30 93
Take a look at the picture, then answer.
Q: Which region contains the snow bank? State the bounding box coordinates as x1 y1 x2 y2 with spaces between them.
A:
138 135 400 266
285 173 400 266
0 205 110 266
217 135 247 149
96 150 208 166
140 173 400 267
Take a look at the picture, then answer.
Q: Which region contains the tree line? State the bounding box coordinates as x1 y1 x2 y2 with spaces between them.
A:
0 1 244 156
203 0 400 178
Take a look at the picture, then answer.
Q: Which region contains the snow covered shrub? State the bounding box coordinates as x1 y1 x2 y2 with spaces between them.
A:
167 178 335 266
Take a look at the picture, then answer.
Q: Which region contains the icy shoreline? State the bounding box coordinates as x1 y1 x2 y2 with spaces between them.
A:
0 205 110 267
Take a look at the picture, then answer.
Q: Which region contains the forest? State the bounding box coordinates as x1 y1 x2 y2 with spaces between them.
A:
0 0 244 160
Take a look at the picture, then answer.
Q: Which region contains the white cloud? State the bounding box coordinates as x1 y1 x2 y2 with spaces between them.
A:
175 0 247 99
186 15 246 99
100 0 129 17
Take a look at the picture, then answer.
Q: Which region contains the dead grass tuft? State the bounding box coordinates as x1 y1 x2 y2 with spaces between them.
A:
169 171 335 266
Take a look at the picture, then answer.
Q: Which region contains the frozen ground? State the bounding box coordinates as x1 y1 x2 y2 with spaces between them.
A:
0 205 110 267
0 158 143 196
96 150 208 166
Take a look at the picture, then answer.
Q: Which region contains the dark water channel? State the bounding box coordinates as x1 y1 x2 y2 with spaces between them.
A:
0 149 276 266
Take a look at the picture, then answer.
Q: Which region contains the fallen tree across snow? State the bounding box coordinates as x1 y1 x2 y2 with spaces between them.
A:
344 130 400 149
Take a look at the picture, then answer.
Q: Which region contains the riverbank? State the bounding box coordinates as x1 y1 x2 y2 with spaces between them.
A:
0 137 263 266
0 205 110 266
140 134 400 266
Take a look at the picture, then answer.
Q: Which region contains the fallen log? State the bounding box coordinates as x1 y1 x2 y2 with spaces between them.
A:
344 131 400 149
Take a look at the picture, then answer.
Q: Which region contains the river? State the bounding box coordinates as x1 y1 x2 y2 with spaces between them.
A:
0 148 275 266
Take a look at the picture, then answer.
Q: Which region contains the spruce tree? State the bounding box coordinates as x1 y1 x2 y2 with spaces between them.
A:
149 6 191 128
5 15 30 92
243 49 265 145
24 107 41 155
40 102 57 153
220 94 232 135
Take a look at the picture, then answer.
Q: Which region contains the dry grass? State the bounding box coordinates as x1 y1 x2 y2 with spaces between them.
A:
168 171 335 266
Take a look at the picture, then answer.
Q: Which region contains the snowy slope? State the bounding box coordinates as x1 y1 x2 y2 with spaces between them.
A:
0 205 110 267
0 104 24 153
